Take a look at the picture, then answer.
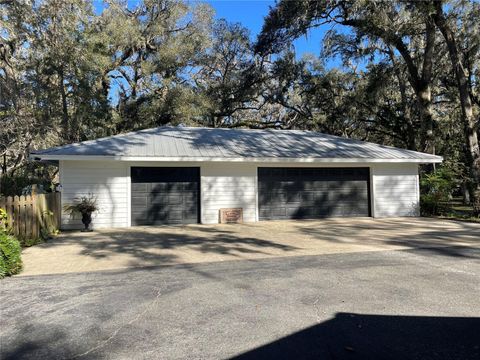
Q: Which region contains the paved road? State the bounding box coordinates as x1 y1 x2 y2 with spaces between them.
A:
1 247 480 359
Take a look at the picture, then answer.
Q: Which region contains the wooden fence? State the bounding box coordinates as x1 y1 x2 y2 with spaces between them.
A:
0 192 61 240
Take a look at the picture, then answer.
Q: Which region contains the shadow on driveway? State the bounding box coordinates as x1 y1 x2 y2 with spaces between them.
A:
3 313 478 360
232 313 480 360
296 218 480 259
48 227 298 266
19 218 480 275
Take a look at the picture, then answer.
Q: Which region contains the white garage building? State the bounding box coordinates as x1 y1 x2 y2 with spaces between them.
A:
31 126 442 229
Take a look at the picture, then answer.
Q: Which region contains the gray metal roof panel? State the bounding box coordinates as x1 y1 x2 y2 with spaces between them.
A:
31 126 442 161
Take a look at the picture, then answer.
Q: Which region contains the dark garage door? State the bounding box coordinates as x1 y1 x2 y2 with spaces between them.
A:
258 167 370 220
131 167 200 225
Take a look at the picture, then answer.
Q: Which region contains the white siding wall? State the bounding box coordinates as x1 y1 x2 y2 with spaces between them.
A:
60 160 129 229
372 163 420 217
59 160 420 229
201 163 257 224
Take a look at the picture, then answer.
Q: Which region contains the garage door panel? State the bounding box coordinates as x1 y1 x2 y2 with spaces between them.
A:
314 207 332 217
303 181 334 190
183 191 199 202
312 191 332 202
289 206 322 218
329 192 366 202
131 183 149 192
131 211 145 220
258 167 370 220
268 207 285 217
285 207 299 217
149 183 168 192
259 209 270 219
150 194 184 205
148 195 166 205
131 197 148 207
133 209 194 224
164 210 183 221
183 210 199 220
150 183 187 192
284 192 301 203
183 182 198 191
131 167 199 225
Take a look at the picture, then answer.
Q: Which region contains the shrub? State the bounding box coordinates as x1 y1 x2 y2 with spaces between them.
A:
0 208 10 233
0 232 22 278
420 168 456 216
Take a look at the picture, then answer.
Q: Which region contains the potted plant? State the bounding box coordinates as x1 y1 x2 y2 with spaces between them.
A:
64 195 98 232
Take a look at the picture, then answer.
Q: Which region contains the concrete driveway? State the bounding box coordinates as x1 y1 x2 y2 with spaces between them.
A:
19 217 480 276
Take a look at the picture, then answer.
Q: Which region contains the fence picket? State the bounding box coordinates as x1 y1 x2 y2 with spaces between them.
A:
55 192 61 228
6 196 13 228
26 195 33 239
13 195 20 236
33 194 40 239
0 193 61 240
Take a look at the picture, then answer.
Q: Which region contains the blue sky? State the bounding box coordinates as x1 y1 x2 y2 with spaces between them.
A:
204 0 325 56
92 0 326 58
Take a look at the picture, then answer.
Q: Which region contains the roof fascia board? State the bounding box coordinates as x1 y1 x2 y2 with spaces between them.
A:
30 154 443 163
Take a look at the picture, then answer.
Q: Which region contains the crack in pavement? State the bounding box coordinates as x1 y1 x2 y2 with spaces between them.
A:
313 297 323 323
69 286 163 359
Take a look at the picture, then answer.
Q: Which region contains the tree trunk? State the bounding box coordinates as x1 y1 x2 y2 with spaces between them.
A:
1 154 6 175
388 47 417 151
341 16 437 154
461 182 471 205
432 1 480 215
417 85 435 154
417 18 436 155
58 67 70 141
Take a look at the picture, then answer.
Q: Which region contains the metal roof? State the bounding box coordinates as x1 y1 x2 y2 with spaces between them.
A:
31 126 442 163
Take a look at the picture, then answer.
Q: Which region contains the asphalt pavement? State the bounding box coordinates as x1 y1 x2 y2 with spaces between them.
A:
1 247 479 360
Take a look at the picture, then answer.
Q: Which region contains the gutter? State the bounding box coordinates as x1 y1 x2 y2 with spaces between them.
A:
30 154 443 164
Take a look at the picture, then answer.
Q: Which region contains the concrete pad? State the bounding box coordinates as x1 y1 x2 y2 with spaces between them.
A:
19 217 480 276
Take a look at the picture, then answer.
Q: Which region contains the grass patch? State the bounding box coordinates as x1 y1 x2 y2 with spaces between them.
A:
20 237 45 248
437 214 480 223
434 197 480 223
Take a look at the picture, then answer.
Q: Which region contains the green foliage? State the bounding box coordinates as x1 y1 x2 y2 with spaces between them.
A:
0 232 22 278
21 237 44 248
1 175 48 197
420 168 457 216
0 163 57 197
0 208 11 233
64 195 98 215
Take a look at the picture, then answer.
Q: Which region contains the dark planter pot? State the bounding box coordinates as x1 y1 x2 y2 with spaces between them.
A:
81 212 93 232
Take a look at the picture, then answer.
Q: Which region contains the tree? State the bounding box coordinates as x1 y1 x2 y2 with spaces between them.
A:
0 0 213 177
427 0 480 212
94 0 213 130
194 19 268 127
256 0 440 154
